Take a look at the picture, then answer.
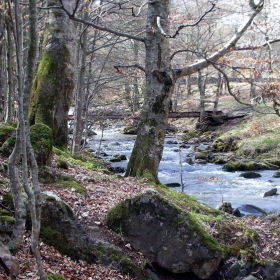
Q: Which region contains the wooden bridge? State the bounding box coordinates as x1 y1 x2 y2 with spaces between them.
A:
87 110 246 120
68 110 247 121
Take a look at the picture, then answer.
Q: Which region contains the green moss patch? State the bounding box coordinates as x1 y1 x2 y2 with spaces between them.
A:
0 123 15 145
53 175 86 196
47 274 65 280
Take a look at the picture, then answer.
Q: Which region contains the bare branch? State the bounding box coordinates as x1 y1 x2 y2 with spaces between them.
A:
157 2 215 38
59 1 145 43
132 1 152 17
232 38 280 51
174 0 264 80
114 64 146 73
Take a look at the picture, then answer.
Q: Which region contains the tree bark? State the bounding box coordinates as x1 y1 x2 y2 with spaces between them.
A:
4 0 13 124
125 0 174 183
29 0 76 148
72 12 88 155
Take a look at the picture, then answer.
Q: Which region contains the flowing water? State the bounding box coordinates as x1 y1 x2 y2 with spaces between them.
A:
87 128 280 215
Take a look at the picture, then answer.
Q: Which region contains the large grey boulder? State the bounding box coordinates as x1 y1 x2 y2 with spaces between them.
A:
106 189 222 279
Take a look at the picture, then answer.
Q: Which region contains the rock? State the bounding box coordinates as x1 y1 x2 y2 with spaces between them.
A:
0 211 15 233
165 182 181 188
195 151 210 161
185 157 193 165
263 188 278 197
106 189 222 279
261 261 280 280
0 123 15 146
213 136 239 152
240 171 261 178
224 261 241 278
217 202 233 214
121 126 138 135
187 137 200 144
273 171 280 178
1 123 53 165
237 204 267 217
195 159 207 164
34 196 141 277
38 166 57 183
0 241 19 278
223 158 270 172
166 140 178 145
109 166 125 173
232 208 242 217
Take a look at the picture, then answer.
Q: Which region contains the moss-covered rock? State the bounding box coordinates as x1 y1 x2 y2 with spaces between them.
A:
213 135 240 152
180 131 202 142
240 171 261 178
38 166 57 183
0 123 15 146
38 199 95 262
107 188 222 279
52 174 86 195
223 158 271 172
0 213 15 232
1 123 53 165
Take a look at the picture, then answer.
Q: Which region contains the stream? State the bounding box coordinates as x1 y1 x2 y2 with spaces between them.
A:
86 128 280 215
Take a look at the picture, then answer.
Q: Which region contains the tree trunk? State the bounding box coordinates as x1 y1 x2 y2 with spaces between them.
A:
125 0 174 183
8 0 46 277
29 0 76 148
72 12 88 155
198 70 207 126
132 40 140 112
4 0 13 124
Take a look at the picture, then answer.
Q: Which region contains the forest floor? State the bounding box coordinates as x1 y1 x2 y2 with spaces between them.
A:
0 149 280 280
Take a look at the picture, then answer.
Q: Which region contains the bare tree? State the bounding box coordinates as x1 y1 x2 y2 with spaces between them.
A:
7 0 47 277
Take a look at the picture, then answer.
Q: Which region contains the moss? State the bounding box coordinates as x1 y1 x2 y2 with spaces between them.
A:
53 147 106 170
0 210 12 216
2 192 14 210
93 243 139 276
40 225 78 258
213 136 239 152
1 123 52 165
106 201 130 233
215 220 259 259
180 131 202 142
56 158 68 169
53 180 86 196
0 123 15 145
0 215 15 225
47 274 65 280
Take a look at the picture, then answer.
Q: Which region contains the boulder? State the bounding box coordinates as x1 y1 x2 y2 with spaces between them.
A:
240 171 261 178
0 123 15 146
106 189 222 279
263 188 278 198
1 123 53 165
0 241 19 278
33 196 141 277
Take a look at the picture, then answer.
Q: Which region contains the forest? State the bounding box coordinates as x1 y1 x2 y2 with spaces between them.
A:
1 0 280 279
